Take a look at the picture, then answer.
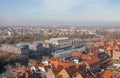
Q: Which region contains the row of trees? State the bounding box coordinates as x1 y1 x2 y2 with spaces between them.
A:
0 32 93 44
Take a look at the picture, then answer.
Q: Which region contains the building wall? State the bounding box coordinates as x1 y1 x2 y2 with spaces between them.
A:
57 39 72 46
28 43 43 56
75 74 82 78
46 69 55 78
58 69 70 78
112 50 120 59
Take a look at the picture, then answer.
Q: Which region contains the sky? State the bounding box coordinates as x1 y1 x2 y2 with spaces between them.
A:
0 0 120 26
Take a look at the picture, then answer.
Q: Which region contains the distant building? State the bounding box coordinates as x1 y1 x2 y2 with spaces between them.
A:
16 43 29 58
1 44 29 58
42 43 53 49
48 37 72 46
42 42 55 56
29 42 43 56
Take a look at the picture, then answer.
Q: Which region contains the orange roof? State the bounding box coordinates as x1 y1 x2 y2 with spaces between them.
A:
106 46 112 51
63 62 72 68
85 56 100 65
104 70 120 78
49 59 63 68
72 52 91 59
81 54 91 59
98 41 105 47
49 59 73 68
72 52 82 57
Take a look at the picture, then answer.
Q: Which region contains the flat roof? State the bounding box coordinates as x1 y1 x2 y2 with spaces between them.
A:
50 37 69 41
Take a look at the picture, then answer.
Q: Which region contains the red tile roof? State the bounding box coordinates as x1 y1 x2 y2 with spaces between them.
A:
52 65 64 75
75 62 96 78
65 65 78 77
49 59 63 68
104 70 120 78
72 52 82 57
85 56 100 65
98 41 105 47
72 52 91 59
49 61 73 75
49 59 73 68
81 54 91 59
63 62 73 68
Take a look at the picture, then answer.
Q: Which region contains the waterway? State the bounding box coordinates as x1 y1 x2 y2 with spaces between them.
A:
53 43 90 57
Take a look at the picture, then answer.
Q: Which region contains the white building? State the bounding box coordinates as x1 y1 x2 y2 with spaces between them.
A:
48 37 72 46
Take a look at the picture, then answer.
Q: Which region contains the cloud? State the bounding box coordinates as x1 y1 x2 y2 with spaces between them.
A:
42 0 120 22
0 0 120 25
41 0 118 16
42 0 82 12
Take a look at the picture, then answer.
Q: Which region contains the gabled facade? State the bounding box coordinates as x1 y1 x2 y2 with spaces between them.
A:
46 69 55 78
